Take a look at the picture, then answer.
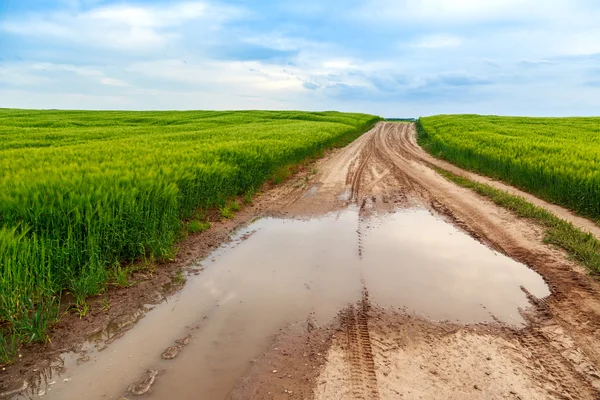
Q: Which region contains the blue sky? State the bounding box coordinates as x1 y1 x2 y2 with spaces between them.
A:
1 0 599 116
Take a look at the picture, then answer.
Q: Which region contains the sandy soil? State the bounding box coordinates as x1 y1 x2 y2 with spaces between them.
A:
3 122 600 399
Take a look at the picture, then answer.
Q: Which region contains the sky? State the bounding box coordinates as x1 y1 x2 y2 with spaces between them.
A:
0 0 599 117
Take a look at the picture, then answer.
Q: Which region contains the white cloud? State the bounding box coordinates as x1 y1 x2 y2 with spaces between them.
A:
411 35 462 49
0 89 133 109
0 1 242 51
242 34 314 51
99 77 128 87
0 65 52 86
33 63 128 86
1 62 128 87
322 59 356 69
556 29 600 56
128 59 305 93
350 0 597 27
520 59 554 65
407 0 536 20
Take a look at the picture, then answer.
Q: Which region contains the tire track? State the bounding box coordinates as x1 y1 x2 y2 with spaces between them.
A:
342 291 380 400
521 287 600 393
347 126 377 203
518 329 581 400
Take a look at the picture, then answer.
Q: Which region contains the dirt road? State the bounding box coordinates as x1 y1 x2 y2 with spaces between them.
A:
6 122 600 399
230 122 600 399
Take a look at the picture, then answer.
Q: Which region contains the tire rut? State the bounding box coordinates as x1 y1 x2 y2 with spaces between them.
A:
347 126 377 203
342 290 380 400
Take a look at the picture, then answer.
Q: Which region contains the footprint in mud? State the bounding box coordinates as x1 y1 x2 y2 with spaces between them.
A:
127 369 159 396
161 334 192 360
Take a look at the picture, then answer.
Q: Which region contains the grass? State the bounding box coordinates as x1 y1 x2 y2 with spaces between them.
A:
0 333 18 365
111 265 133 288
243 190 255 205
271 165 293 184
187 220 211 234
0 109 381 361
418 115 600 222
219 202 238 219
435 168 600 274
172 271 187 287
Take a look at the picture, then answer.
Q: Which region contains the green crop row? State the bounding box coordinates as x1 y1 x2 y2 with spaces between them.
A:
0 109 379 361
417 115 600 222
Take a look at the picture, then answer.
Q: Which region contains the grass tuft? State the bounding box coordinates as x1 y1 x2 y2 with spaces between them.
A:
187 220 210 234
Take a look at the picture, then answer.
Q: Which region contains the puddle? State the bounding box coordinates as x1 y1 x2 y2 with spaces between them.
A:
26 208 549 400
360 210 549 322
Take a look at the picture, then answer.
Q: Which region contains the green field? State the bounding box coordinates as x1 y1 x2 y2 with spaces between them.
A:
0 109 379 360
418 115 600 222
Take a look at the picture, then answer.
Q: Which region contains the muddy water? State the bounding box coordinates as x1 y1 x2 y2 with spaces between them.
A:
29 208 549 400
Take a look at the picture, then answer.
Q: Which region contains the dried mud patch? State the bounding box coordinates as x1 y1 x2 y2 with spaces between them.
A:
314 307 597 400
227 302 598 400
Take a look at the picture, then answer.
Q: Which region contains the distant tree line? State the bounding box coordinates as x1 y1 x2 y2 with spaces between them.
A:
385 118 417 122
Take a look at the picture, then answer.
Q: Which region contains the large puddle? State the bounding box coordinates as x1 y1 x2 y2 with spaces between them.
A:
27 208 549 399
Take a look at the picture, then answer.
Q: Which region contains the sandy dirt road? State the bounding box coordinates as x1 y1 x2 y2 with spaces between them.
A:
230 122 600 399
5 122 600 400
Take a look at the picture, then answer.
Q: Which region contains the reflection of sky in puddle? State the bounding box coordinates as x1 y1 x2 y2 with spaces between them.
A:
361 210 550 323
33 207 550 400
204 207 549 326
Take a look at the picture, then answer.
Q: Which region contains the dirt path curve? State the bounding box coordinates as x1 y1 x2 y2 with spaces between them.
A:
232 122 600 399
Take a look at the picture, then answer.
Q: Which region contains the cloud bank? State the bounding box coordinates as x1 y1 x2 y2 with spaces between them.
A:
1 0 599 116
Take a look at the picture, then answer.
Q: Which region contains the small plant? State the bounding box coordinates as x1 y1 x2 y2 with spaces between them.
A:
220 201 240 220
100 295 111 312
172 270 187 286
159 245 179 262
10 297 58 345
75 300 89 319
0 331 19 365
312 167 318 175
220 206 234 219
243 191 254 204
112 265 131 288
140 254 156 276
229 201 241 212
187 220 210 234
